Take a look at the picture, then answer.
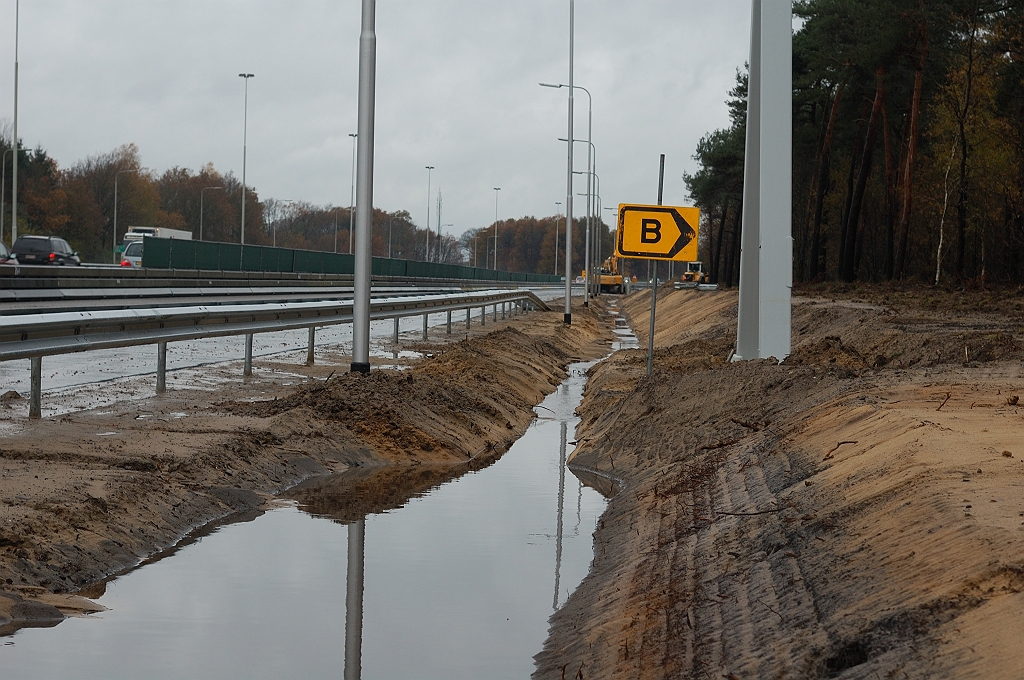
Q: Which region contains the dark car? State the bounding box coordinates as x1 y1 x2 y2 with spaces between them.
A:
0 241 15 264
11 235 81 266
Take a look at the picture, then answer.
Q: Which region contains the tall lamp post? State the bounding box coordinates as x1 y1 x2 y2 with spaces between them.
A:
423 166 434 261
238 73 254 245
544 82 592 307
492 187 501 270
200 186 223 241
113 169 134 263
348 133 358 254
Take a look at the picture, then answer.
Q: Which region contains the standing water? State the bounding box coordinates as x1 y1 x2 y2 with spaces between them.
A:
1 361 613 679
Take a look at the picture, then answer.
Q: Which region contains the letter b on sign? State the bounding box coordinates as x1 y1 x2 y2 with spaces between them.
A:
641 219 662 244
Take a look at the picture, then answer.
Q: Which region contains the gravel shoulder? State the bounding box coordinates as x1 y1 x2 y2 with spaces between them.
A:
537 286 1024 679
0 304 612 633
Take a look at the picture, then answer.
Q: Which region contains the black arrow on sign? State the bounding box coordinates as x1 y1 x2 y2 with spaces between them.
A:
618 206 697 259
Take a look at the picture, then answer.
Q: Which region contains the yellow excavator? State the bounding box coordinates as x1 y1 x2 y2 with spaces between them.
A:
598 256 624 294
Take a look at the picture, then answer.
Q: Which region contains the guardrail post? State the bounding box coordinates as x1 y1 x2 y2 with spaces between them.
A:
156 342 167 393
306 327 315 366
29 357 42 419
244 333 254 377
501 302 506 320
422 313 428 341
493 304 498 322
446 311 452 335
393 317 400 346
466 308 472 329
481 307 486 326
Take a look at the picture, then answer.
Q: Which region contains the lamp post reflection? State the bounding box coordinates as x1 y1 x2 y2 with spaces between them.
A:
553 420 567 609
345 518 365 680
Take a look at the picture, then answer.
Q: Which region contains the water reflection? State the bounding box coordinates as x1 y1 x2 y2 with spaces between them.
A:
553 421 567 610
345 519 365 680
0 363 608 680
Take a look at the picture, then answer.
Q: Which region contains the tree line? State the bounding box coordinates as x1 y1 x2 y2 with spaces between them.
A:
685 0 1023 287
1 131 617 275
461 217 616 278
0 137 464 265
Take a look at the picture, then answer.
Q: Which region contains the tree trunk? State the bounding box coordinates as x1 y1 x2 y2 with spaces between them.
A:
711 200 729 284
841 67 886 283
838 99 869 275
809 79 847 281
882 103 898 279
954 5 980 279
895 4 928 280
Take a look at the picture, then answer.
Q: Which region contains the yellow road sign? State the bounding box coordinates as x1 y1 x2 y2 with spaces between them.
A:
615 204 700 262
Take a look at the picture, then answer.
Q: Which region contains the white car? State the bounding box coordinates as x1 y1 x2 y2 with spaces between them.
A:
121 240 144 267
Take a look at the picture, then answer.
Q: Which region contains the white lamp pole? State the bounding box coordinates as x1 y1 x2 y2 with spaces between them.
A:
238 73 254 245
563 0 575 324
350 0 377 376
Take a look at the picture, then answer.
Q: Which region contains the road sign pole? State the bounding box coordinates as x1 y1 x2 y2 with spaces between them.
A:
647 154 665 377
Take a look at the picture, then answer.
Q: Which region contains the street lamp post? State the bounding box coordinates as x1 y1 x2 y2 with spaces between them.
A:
387 217 393 259
492 187 501 270
238 73 254 245
424 166 434 261
348 133 358 254
113 169 134 263
350 0 377 376
200 186 223 242
546 82 592 306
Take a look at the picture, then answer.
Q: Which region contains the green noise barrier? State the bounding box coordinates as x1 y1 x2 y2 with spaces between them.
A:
140 236 563 283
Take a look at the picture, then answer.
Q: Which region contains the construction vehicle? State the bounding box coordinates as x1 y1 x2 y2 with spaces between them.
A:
598 255 624 294
678 261 708 286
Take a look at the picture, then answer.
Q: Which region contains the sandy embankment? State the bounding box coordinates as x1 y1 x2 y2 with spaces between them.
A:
0 305 612 633
537 287 1024 679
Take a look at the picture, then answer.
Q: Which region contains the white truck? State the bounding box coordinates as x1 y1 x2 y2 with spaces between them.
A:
120 226 192 267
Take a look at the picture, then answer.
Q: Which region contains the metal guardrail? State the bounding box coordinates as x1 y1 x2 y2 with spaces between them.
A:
1 290 550 418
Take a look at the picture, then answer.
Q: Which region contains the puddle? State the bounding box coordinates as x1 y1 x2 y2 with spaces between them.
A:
0 361 608 680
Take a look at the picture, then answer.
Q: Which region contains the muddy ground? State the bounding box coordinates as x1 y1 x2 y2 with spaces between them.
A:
0 304 612 633
536 285 1024 679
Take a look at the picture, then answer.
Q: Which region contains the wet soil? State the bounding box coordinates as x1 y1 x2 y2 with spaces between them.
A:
535 285 1024 679
0 305 612 632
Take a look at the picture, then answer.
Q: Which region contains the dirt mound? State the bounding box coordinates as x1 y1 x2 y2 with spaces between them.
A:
784 336 870 369
537 289 1024 679
227 327 571 462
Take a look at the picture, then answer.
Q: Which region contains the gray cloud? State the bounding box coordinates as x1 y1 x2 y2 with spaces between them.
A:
1 1 751 238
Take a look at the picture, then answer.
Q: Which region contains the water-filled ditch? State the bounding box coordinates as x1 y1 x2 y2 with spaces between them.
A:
1 340 633 678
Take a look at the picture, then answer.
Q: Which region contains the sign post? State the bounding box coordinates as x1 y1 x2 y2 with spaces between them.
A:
614 157 700 376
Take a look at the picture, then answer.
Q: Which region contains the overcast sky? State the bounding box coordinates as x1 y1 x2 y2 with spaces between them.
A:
0 1 752 239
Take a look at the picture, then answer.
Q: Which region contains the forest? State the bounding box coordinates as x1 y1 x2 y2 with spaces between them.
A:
0 133 613 275
0 138 467 266
685 0 1023 287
